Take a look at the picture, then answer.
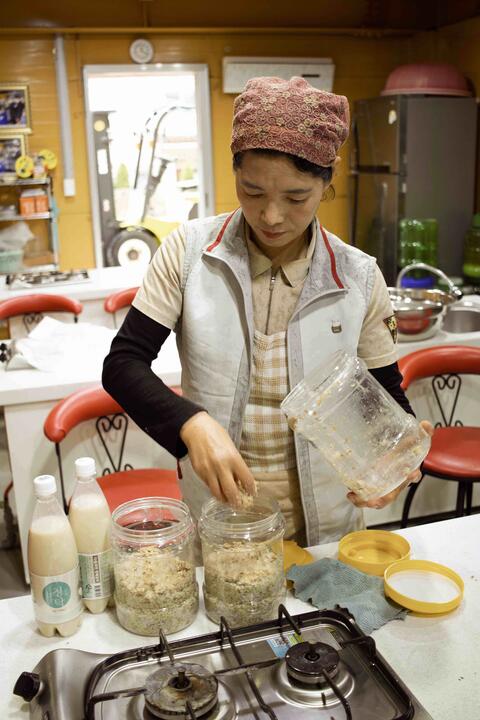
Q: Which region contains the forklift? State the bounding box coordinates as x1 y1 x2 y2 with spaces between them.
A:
92 106 197 266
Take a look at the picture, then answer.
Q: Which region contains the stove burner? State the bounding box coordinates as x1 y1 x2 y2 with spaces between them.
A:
5 269 90 289
144 663 218 719
285 642 340 684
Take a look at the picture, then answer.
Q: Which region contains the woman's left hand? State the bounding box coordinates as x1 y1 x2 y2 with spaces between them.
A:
347 420 434 509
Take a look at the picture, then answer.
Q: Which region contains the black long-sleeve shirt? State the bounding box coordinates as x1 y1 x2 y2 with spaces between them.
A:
102 305 414 459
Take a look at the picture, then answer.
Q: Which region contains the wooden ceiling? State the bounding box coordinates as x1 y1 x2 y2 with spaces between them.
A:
0 0 479 31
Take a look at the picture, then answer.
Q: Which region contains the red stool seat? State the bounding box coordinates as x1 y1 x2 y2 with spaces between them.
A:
97 468 181 512
398 345 480 527
423 427 480 479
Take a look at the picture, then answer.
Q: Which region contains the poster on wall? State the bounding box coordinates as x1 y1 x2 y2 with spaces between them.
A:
0 85 31 132
0 134 26 175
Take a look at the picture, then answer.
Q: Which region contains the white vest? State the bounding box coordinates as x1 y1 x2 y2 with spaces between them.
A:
175 209 377 545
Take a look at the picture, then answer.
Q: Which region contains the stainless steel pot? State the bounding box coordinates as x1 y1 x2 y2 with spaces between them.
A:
388 287 458 341
390 262 463 341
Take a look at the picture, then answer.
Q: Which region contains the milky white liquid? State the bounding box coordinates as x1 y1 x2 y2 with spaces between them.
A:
28 515 82 637
69 493 112 613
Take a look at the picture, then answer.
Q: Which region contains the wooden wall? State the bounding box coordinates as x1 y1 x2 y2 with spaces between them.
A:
0 24 478 268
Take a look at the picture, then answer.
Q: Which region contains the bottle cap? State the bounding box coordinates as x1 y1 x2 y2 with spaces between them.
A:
33 475 57 498
75 457 97 479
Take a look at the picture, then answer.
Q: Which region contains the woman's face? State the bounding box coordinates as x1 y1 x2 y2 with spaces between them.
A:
235 151 327 257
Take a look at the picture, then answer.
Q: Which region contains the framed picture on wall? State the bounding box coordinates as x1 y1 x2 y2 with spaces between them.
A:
0 133 26 175
0 85 31 132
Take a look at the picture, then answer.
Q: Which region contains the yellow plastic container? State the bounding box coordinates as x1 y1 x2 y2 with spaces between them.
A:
283 540 314 573
338 529 410 576
384 559 464 614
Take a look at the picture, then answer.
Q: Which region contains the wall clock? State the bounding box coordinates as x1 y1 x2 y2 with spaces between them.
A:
129 38 154 64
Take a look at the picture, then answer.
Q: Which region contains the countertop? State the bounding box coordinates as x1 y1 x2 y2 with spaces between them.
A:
2 514 479 720
0 266 147 302
396 294 480 355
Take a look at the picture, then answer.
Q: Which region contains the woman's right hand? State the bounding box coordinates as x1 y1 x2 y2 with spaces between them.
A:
179 411 257 506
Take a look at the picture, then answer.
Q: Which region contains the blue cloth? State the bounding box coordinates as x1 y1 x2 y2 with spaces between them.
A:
287 557 407 635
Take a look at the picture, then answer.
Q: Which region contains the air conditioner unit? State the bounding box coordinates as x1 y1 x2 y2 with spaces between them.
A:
222 56 335 94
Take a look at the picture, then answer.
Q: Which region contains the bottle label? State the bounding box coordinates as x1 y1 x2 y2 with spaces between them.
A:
30 566 83 624
78 550 113 600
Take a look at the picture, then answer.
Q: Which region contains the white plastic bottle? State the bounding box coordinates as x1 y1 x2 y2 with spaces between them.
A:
28 475 83 637
69 457 113 613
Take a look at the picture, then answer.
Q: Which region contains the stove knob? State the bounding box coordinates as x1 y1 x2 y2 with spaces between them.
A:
13 672 41 702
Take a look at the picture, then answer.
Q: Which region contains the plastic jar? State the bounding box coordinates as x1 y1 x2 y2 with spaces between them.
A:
281 350 431 502
111 498 198 636
198 497 286 627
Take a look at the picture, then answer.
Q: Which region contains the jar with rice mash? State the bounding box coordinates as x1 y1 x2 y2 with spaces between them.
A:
198 496 285 627
111 497 198 636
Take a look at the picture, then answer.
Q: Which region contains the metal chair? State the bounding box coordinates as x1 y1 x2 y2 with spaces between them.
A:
104 287 139 328
0 293 83 544
44 384 181 513
0 293 83 334
399 345 480 527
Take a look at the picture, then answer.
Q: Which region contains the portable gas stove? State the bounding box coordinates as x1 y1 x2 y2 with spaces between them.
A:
5 269 90 289
13 606 433 720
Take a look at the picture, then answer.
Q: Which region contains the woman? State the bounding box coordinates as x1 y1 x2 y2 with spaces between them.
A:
103 76 431 546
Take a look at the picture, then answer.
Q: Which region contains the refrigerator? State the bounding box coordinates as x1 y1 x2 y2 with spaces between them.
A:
349 95 478 286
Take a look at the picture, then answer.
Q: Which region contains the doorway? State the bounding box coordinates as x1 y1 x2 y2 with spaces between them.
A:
84 64 214 267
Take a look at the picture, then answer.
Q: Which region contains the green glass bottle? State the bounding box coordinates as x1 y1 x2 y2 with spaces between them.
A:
463 213 480 282
422 218 438 268
398 219 426 278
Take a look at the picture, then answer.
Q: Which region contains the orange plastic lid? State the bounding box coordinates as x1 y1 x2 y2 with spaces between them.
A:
384 559 464 614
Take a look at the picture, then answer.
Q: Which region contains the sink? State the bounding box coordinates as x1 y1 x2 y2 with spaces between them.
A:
443 306 480 333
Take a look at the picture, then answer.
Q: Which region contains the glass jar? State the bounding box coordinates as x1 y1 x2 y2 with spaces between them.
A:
398 219 426 276
111 498 198 636
281 350 431 502
198 497 286 627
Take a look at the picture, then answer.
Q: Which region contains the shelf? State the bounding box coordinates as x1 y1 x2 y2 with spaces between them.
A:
0 212 52 222
0 176 51 187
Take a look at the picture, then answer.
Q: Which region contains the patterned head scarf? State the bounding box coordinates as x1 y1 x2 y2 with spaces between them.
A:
231 76 350 167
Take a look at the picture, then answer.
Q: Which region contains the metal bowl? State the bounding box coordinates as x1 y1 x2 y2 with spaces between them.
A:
388 288 458 341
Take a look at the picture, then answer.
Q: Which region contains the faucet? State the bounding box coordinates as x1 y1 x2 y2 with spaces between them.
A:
396 262 463 300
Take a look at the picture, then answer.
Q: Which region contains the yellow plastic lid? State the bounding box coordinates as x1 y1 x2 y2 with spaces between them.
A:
338 529 410 576
283 540 314 573
384 559 464 614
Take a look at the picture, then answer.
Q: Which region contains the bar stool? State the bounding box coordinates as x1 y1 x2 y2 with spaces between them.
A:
0 293 83 335
0 293 84 544
399 345 480 527
44 384 181 513
104 287 139 328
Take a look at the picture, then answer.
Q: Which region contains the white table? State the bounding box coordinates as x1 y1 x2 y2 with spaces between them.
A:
1 514 479 720
0 331 182 583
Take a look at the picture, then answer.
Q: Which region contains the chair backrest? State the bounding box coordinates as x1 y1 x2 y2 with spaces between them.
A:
399 344 480 429
399 345 480 390
0 293 83 321
44 385 123 443
104 287 139 314
44 383 182 511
